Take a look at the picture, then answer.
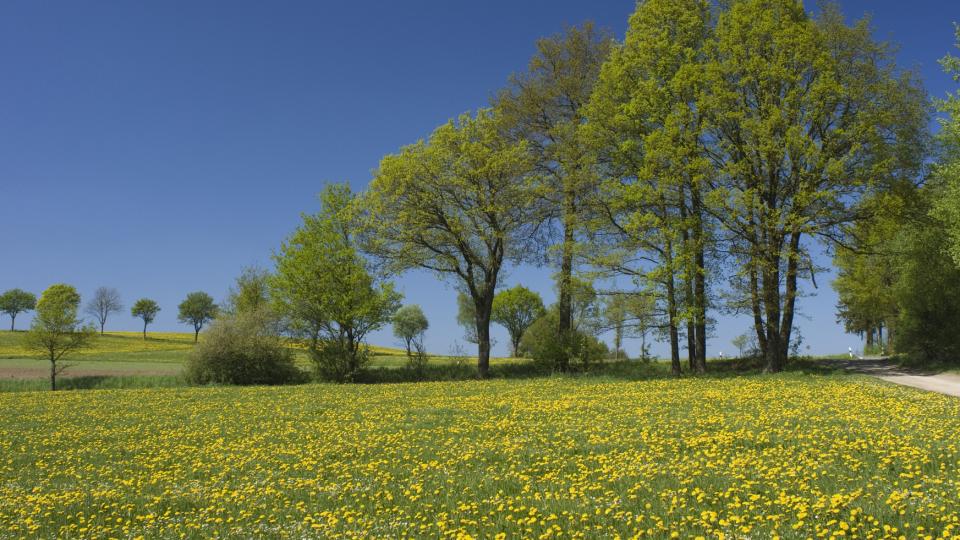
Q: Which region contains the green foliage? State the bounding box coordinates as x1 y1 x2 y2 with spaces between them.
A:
185 311 304 386
0 288 36 331
893 217 960 363
492 285 545 357
392 304 429 357
832 194 907 353
519 310 608 371
455 292 478 344
23 284 96 390
583 0 928 373
362 109 542 377
130 298 161 339
272 183 401 382
226 266 272 316
177 292 217 342
495 23 613 343
932 25 960 267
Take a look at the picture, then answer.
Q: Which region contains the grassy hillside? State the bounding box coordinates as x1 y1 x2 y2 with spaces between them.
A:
0 374 957 538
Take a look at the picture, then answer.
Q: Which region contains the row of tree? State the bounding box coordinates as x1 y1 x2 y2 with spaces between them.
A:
2 286 219 341
353 0 930 376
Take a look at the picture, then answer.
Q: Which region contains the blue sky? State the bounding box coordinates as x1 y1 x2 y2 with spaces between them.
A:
1 1 956 358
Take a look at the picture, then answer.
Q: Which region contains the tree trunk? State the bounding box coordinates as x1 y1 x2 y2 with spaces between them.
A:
666 273 681 377
557 188 576 353
749 261 767 359
474 293 495 378
143 321 147 340
101 322 105 335
777 231 801 369
680 184 699 372
194 328 199 343
50 359 57 391
762 248 783 373
692 186 707 373
9 315 14 332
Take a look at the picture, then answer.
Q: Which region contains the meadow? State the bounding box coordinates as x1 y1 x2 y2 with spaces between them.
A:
0 330 525 391
1 374 958 539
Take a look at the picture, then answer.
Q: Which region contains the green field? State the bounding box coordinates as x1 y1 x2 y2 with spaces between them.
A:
0 330 523 390
1 374 958 539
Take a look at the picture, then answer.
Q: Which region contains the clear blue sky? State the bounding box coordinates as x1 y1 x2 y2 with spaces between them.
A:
1 1 955 357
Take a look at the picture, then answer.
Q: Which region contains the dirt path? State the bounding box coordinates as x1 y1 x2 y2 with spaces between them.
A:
824 357 960 397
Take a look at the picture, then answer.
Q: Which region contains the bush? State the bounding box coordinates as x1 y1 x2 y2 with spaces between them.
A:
186 312 304 385
519 312 608 371
310 342 370 383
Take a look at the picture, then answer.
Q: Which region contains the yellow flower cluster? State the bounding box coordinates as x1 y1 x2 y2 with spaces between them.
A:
0 375 958 539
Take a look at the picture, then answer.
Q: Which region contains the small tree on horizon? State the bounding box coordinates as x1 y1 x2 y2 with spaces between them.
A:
23 284 95 391
178 292 217 343
131 298 161 339
0 288 37 331
392 304 429 359
85 286 122 335
492 285 545 357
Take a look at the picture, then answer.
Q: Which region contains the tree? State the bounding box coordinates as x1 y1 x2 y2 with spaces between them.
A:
495 23 613 363
731 334 748 359
226 266 272 316
392 304 429 358
84 286 122 335
178 292 217 343
585 0 928 373
361 109 542 378
832 194 907 353
492 285 545 357
933 25 960 267
699 1 927 372
893 213 960 362
131 298 160 339
0 288 36 331
22 284 95 391
582 0 713 376
455 291 479 344
272 183 401 382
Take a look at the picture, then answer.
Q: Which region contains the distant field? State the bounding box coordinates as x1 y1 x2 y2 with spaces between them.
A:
0 330 515 385
1 374 958 538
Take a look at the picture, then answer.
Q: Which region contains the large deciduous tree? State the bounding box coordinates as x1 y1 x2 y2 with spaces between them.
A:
933 25 960 267
584 0 927 373
699 0 927 371
495 23 612 364
582 0 713 375
85 286 122 335
362 109 542 378
23 284 95 391
0 288 36 331
271 183 401 382
178 292 217 343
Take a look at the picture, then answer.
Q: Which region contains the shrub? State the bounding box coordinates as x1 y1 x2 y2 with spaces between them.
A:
519 312 608 371
186 312 304 385
310 341 371 383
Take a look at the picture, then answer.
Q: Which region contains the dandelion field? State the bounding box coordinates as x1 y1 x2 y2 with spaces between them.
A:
1 375 959 539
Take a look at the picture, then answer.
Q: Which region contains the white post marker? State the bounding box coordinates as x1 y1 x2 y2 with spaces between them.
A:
848 346 854 359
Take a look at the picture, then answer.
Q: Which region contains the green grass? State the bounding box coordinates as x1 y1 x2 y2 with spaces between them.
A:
0 373 957 538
